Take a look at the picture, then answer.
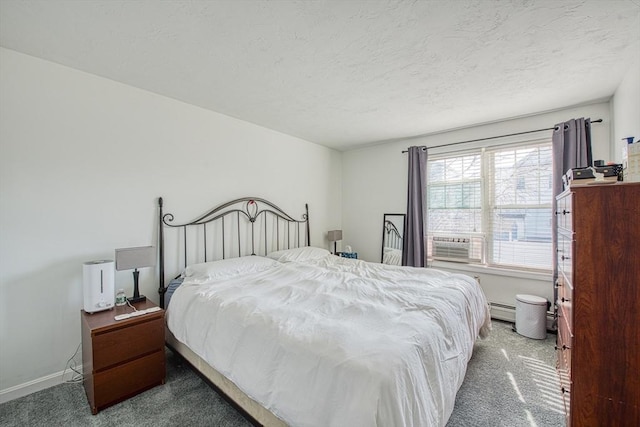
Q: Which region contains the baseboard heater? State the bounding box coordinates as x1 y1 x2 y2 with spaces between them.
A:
489 302 517 322
489 302 556 332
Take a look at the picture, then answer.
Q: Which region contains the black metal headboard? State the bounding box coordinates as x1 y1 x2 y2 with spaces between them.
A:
157 196 310 308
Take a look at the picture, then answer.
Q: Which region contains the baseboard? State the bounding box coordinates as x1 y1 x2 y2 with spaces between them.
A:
0 368 81 404
489 302 556 332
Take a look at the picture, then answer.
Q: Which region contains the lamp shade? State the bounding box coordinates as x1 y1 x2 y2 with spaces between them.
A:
327 230 343 241
115 246 156 271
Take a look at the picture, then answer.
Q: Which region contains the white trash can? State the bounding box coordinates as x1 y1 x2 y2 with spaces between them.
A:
515 294 548 339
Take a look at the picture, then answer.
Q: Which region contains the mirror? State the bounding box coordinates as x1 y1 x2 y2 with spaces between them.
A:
381 213 405 265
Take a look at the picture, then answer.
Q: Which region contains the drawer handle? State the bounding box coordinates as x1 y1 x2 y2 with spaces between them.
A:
563 209 571 215
561 387 568 394
561 297 570 303
561 255 570 261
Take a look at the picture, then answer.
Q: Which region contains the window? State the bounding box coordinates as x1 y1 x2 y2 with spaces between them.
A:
426 140 552 271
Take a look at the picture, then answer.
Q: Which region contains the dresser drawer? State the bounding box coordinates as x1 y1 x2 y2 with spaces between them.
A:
557 366 571 425
92 350 165 410
558 277 573 331
557 233 573 285
92 317 164 372
557 307 573 377
557 194 573 231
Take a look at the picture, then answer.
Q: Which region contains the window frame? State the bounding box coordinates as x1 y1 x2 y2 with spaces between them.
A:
426 138 553 273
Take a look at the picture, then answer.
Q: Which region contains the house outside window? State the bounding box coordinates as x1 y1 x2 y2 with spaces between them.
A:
426 140 552 272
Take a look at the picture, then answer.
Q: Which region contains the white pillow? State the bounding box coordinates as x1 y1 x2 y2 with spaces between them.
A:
184 256 279 279
267 246 330 262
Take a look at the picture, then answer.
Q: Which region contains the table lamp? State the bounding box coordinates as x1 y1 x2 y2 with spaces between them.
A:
115 246 156 304
327 230 342 255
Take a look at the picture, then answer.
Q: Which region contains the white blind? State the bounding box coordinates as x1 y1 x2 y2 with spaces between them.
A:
427 152 484 262
426 140 552 271
486 142 552 270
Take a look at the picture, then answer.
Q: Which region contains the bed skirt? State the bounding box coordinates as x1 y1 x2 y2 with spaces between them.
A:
165 327 288 427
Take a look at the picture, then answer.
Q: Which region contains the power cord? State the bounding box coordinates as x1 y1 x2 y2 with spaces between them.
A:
63 343 83 384
126 299 138 311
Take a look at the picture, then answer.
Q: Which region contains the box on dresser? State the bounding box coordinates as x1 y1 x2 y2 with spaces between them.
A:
81 299 165 415
562 165 622 189
555 182 639 426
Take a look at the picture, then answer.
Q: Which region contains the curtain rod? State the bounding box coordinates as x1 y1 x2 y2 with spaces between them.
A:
401 118 603 153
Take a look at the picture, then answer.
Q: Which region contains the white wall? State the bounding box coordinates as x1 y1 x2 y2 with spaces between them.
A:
0 48 342 398
342 101 612 311
612 56 640 163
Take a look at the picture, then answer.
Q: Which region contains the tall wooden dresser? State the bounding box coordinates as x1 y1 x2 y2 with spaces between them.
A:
556 182 639 426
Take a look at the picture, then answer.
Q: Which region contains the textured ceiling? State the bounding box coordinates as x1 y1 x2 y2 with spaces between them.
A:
1 0 639 151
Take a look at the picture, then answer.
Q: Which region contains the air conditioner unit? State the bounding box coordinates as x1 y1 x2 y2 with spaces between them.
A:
431 235 483 263
432 236 470 262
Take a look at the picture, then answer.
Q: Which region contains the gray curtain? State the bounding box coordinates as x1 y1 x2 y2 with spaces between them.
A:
552 118 592 315
402 146 427 267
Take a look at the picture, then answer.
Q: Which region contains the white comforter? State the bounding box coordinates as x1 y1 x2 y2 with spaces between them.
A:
167 255 491 427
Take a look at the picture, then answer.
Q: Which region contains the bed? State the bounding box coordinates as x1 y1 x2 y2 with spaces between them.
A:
157 197 491 427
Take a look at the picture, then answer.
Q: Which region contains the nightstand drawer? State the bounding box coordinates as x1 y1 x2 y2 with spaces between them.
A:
93 317 164 371
92 350 165 410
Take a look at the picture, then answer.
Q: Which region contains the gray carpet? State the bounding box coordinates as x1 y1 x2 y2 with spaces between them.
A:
0 320 564 426
447 321 564 426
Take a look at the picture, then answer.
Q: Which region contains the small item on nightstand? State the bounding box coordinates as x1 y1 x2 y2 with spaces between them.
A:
115 289 126 306
339 250 358 259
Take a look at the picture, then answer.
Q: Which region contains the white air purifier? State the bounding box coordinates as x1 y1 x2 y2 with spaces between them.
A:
83 260 115 313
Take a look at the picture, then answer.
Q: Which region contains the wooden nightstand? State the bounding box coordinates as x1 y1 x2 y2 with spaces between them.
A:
81 299 165 414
